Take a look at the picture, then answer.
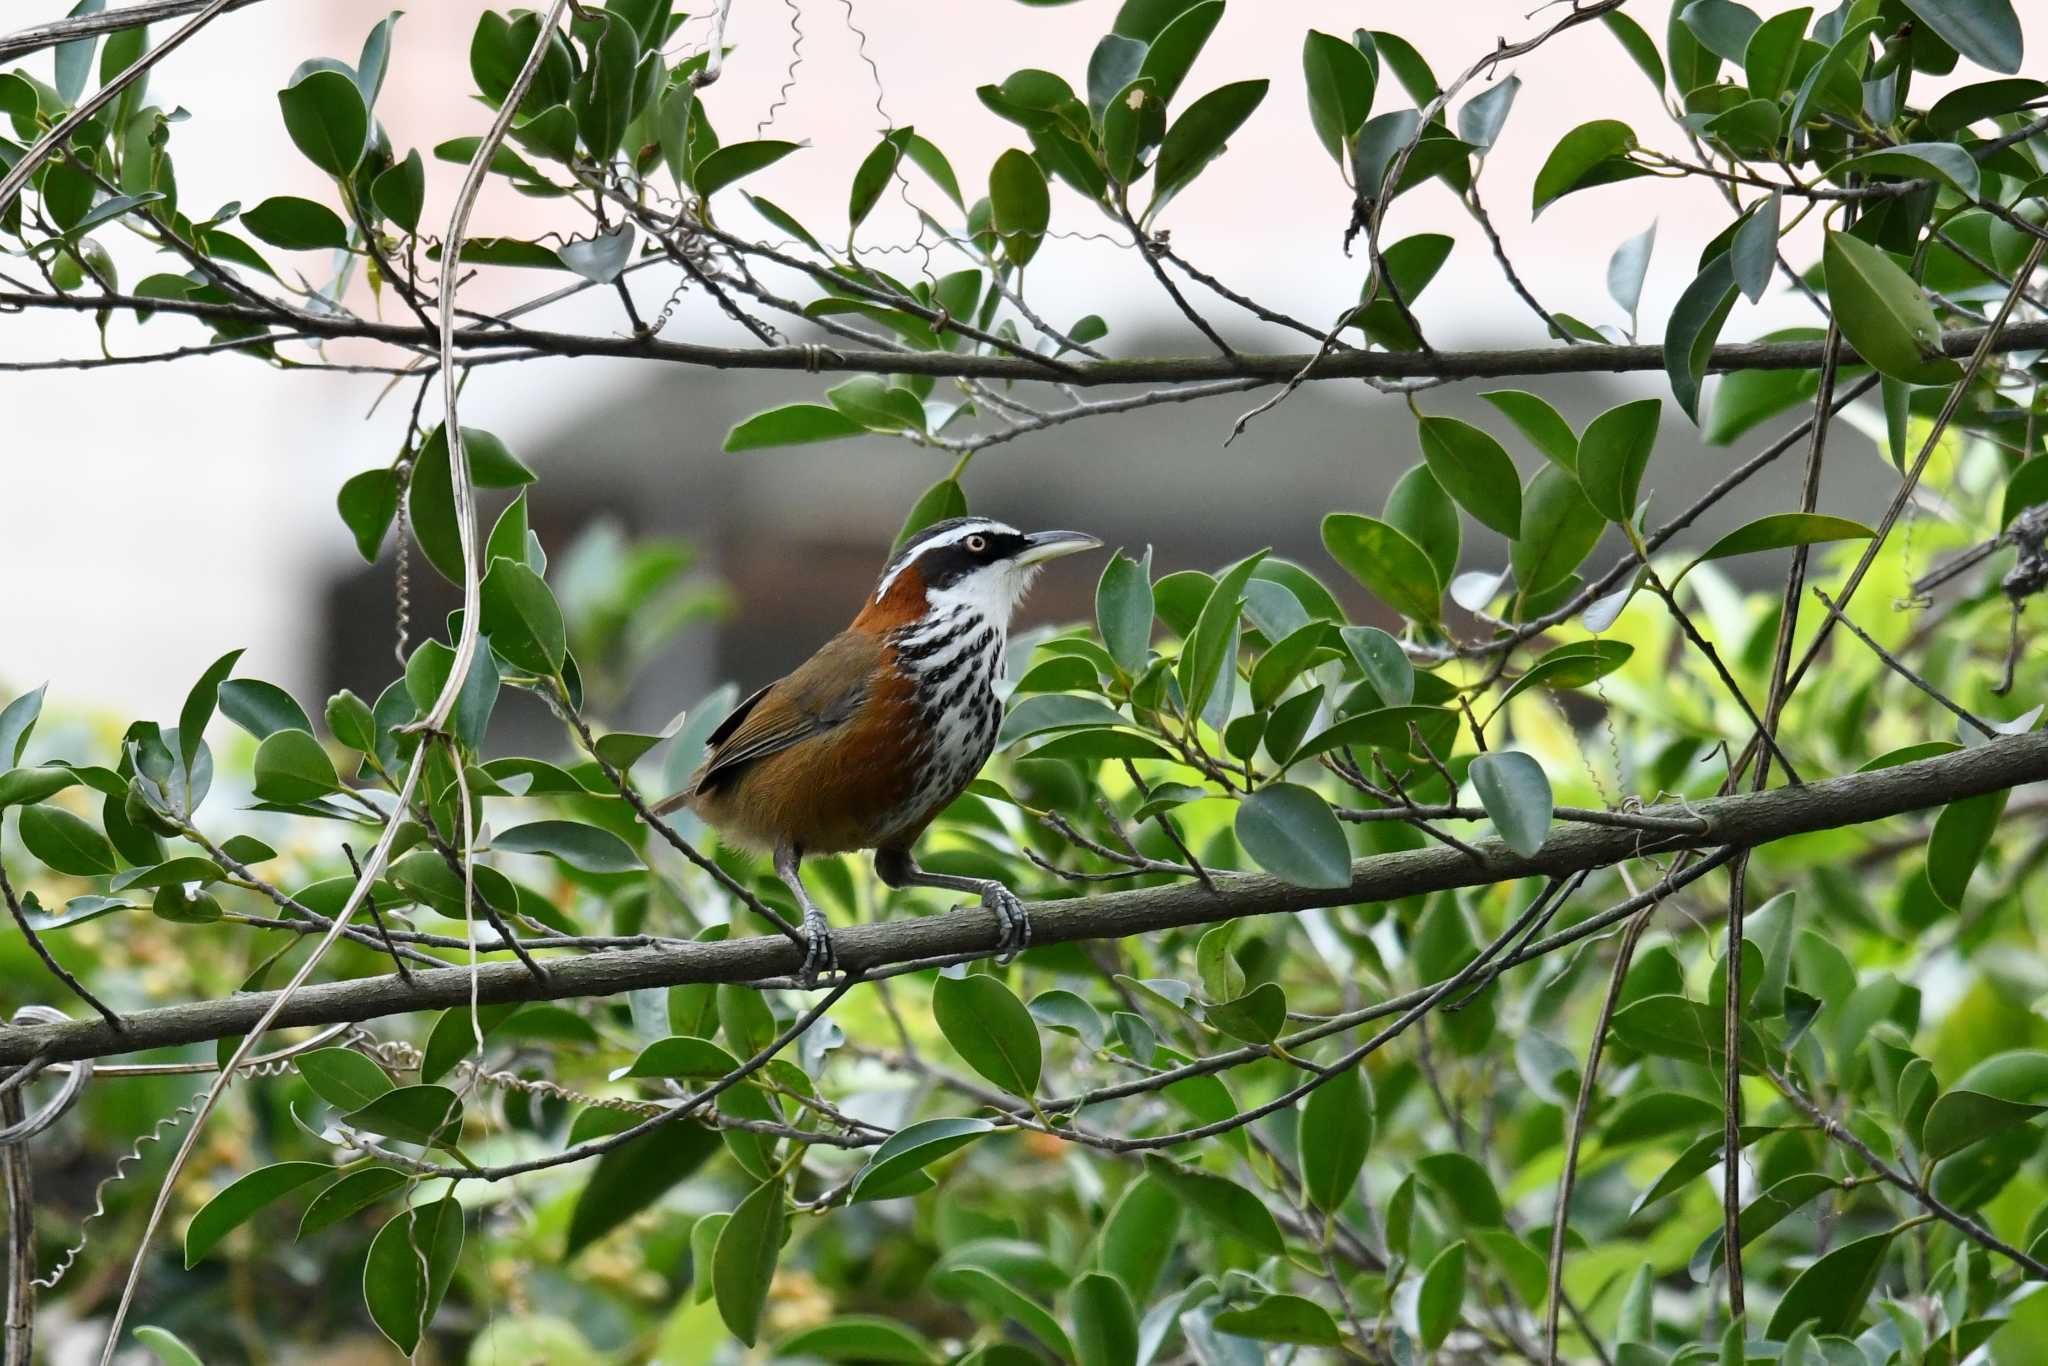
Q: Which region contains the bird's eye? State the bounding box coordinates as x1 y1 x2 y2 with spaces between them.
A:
965 534 988 553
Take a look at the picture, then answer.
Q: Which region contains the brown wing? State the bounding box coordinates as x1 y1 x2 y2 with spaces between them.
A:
692 631 882 794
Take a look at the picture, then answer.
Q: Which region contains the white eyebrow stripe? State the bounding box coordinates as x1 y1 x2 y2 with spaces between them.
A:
873 518 1016 600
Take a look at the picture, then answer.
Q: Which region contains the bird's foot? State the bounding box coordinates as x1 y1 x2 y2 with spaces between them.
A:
797 909 838 989
980 883 1031 965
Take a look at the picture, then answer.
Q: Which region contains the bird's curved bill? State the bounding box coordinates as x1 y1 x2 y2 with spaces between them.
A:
1017 530 1103 565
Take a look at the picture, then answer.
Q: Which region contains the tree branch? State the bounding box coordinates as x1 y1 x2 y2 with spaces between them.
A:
7 732 2047 1067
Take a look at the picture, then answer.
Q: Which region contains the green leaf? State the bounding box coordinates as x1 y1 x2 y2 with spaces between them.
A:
937 1265 1074 1359
0 685 46 768
1341 625 1413 706
218 679 314 741
1927 789 2006 908
851 1117 994 1202
297 1047 394 1111
571 10 638 161
372 148 425 232
1608 220 1658 321
346 1085 465 1149
1302 29 1375 165
1823 230 1962 384
1665 252 1738 423
363 1199 464 1354
1098 1174 1181 1300
1481 390 1577 470
565 1110 722 1255
695 138 803 195
1921 1051 2048 1159
1096 549 1155 675
1831 141 1981 198
19 805 116 876
241 195 349 251
1532 119 1647 215
278 68 369 177
724 403 867 453
1383 463 1461 588
1289 705 1460 767
1682 0 1759 61
1070 1272 1139 1366
1691 1172 1837 1277
990 148 1049 266
2002 455 2048 528
134 1327 204 1366
1323 513 1441 625
1730 190 1781 306
300 1166 411 1239
1898 0 2022 75
1149 79 1268 217
1513 465 1605 598
251 729 340 804
481 556 567 675
1766 1229 1896 1339
419 1003 522 1085
1611 994 1771 1073
1416 416 1522 538
185 1162 333 1266
1576 397 1662 523
1742 5 1810 100
1604 11 1668 92
827 376 927 433
848 134 903 231
1299 1063 1372 1211
714 1178 787 1346
1469 751 1553 856
494 819 646 873
407 424 537 584
1178 551 1265 723
892 478 968 554
1140 1154 1283 1254
1677 513 1875 583
1136 1 1222 105
179 648 243 775
1212 1294 1342 1346
336 468 398 563
932 973 1042 1096
1416 1240 1468 1349
1234 783 1351 889
1205 982 1286 1045
774 1318 938 1365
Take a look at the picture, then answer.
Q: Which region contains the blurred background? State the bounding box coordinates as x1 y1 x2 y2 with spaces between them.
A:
8 0 2045 741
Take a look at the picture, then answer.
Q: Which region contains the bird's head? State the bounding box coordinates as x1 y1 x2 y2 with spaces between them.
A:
859 517 1101 632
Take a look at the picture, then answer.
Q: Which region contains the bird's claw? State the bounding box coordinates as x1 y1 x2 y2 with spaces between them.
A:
981 884 1030 965
797 909 837 989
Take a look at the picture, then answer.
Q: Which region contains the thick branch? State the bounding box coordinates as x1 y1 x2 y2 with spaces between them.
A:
8 290 2048 386
0 0 265 61
5 733 2046 1067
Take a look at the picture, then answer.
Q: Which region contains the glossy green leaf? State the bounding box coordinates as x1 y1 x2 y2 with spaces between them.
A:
1212 1294 1341 1346
1481 390 1577 470
1302 29 1375 164
695 138 803 196
493 819 644 873
481 556 567 675
372 149 425 232
1532 119 1647 215
1098 1174 1181 1300
933 973 1042 1096
725 403 867 453
714 1178 787 1346
278 68 369 177
1897 0 2022 75
1927 789 2006 908
1823 230 1961 384
1323 513 1440 625
1513 465 1605 598
1071 1272 1139 1366
1234 783 1351 889
1341 625 1413 706
1178 551 1264 723
990 148 1049 265
251 729 340 804
1416 416 1521 538
1299 1063 1372 1211
1607 220 1658 321
1149 79 1268 217
134 1327 204 1366
363 1199 464 1354
19 804 117 876
186 1162 333 1266
1766 1229 1896 1338
850 1117 994 1202
1470 750 1553 856
1831 141 1981 199
1922 1051 2048 1159
893 478 967 554
1416 1240 1467 1349
1139 1154 1283 1254
1576 397 1662 523
565 1111 721 1255
242 195 348 250
297 1047 394 1112
774 1318 938 1365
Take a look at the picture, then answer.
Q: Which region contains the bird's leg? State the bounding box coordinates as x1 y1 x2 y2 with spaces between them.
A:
875 848 1031 964
773 842 837 988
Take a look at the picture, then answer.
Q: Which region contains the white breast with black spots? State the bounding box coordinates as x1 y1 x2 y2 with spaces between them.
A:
885 608 1005 837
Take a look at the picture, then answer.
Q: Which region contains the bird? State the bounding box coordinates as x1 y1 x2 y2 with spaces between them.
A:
652 517 1102 984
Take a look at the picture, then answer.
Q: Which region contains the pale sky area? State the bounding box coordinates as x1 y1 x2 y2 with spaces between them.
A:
5 1 2045 718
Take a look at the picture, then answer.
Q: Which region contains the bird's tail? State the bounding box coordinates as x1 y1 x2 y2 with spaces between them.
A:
648 788 693 819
